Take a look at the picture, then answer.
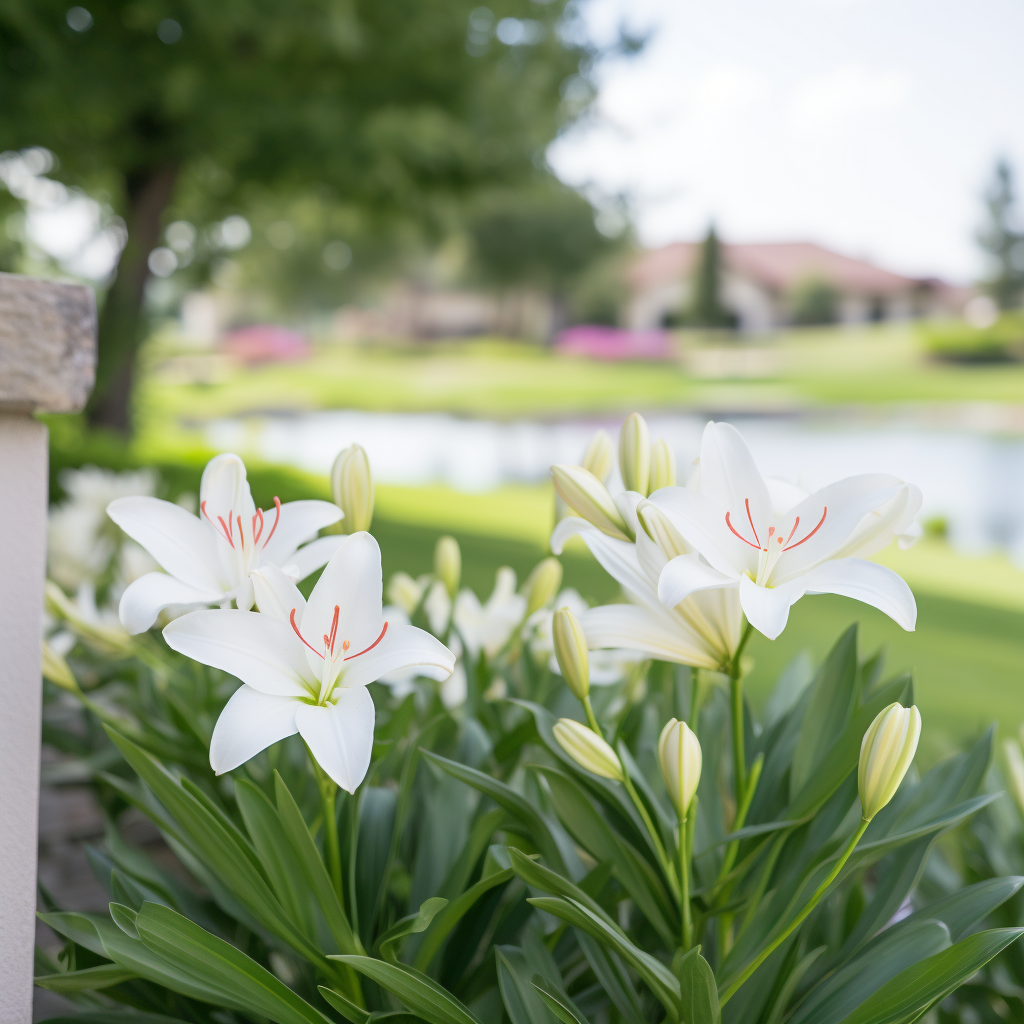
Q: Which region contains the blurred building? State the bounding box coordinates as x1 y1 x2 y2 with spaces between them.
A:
626 241 970 333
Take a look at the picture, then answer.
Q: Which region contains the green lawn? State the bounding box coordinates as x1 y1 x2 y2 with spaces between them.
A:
137 324 1024 436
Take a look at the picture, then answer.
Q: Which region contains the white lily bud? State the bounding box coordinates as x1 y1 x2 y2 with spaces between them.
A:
658 718 702 819
551 465 631 541
649 438 677 492
552 606 590 701
619 413 651 496
1004 739 1024 819
434 535 462 599
638 502 689 560
858 702 921 821
387 572 423 615
524 557 563 617
553 718 623 780
331 444 374 533
42 640 79 694
582 429 614 483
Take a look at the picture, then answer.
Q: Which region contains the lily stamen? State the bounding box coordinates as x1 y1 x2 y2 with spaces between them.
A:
725 511 761 549
262 496 282 547
783 506 827 551
290 607 324 659
344 622 389 661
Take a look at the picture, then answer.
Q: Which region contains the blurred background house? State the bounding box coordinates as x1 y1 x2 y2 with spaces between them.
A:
626 238 971 333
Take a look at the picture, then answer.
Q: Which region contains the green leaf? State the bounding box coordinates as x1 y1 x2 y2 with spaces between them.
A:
790 920 951 1024
507 846 616 931
422 750 569 874
104 728 316 960
790 625 859 798
377 897 447 964
36 1015 191 1024
836 928 1024 1024
762 946 826 1024
576 933 646 1024
235 778 316 941
357 786 397 942
675 947 720 1024
332 955 483 1024
893 876 1024 943
532 976 593 1024
33 963 137 992
319 984 372 1024
412 868 513 973
274 770 362 955
527 897 679 1017
134 901 334 1024
38 911 108 958
496 947 559 1024
533 764 676 945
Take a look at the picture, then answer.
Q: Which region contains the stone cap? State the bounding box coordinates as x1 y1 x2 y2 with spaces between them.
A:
0 272 97 413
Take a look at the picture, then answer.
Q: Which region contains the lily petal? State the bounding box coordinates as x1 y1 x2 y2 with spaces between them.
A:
295 686 375 793
251 564 306 622
200 453 252 519
107 496 226 592
771 474 901 580
260 500 344 566
163 609 313 696
581 603 722 670
288 533 346 580
302 532 383 672
647 487 752 578
577 529 663 610
210 686 299 775
550 515 595 555
699 421 773 537
657 554 737 608
739 575 807 641
802 558 917 631
118 572 224 634
341 622 455 689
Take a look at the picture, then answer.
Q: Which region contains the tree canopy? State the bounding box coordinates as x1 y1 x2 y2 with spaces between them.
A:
0 0 603 430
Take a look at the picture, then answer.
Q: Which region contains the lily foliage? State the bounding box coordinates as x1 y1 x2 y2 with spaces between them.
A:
35 427 1023 1024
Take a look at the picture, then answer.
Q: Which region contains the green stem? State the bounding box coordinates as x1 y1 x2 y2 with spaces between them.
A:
621 769 680 901
679 816 692 950
728 622 754 807
687 669 703 730
720 818 869 1005
310 751 343 900
348 789 361 938
583 695 602 737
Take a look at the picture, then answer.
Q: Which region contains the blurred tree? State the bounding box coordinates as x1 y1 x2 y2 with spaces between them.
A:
789 276 838 325
467 180 623 318
0 0 604 432
978 159 1024 310
685 224 734 328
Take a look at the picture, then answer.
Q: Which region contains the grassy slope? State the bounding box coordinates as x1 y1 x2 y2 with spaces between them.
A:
139 325 1024 428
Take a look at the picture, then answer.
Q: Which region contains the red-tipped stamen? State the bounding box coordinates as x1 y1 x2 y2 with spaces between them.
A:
216 515 235 548
263 496 282 546
291 608 324 658
745 498 761 547
327 605 340 654
725 511 761 550
237 514 244 550
783 507 828 551
344 621 389 661
342 640 351 651
784 516 800 545
252 508 265 545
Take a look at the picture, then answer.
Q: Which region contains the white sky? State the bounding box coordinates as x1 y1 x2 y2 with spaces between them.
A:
549 0 1024 282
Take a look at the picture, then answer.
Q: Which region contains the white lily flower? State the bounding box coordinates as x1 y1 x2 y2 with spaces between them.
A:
551 493 742 671
108 453 346 633
646 422 918 641
163 533 455 792
453 567 527 660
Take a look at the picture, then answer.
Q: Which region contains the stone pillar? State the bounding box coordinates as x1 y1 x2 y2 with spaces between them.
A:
0 273 96 1023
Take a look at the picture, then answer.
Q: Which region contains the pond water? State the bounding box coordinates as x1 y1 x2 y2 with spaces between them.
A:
205 410 1024 559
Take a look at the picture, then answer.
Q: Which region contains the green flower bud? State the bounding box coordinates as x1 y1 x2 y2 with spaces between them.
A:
552 606 589 700
638 502 689 560
582 429 614 483
524 557 563 616
551 465 632 541
658 718 702 819
619 413 651 495
1003 739 1024 820
553 718 623 780
649 438 677 492
331 444 374 533
858 702 921 821
42 640 80 694
387 571 423 615
434 535 462 599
